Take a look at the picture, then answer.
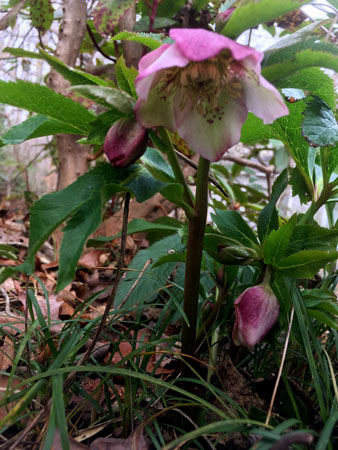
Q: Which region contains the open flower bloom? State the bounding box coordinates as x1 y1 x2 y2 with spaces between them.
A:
232 284 280 349
135 28 289 161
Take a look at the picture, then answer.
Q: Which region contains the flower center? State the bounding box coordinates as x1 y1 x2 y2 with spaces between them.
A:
158 53 243 123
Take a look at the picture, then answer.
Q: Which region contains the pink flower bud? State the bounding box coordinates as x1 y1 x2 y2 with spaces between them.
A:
232 284 279 349
104 118 148 168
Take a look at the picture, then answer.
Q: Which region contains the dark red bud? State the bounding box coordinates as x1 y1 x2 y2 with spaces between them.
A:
104 118 148 168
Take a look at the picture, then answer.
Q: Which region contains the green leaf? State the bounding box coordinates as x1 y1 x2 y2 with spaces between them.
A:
0 80 95 134
221 0 309 39
137 0 185 18
302 96 338 147
70 85 135 114
212 209 259 249
287 224 338 254
84 108 126 145
204 233 259 265
160 183 191 212
30 0 54 33
328 144 338 177
141 147 175 183
277 250 338 278
128 165 166 202
262 39 338 82
307 309 338 330
133 17 176 33
264 215 297 265
114 234 183 308
93 0 138 35
112 31 165 50
4 47 108 86
281 88 307 102
152 251 186 269
115 56 137 97
289 166 312 204
258 169 288 243
0 115 81 146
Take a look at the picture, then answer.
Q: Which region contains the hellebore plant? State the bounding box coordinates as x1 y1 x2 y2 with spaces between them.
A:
232 275 280 349
134 28 288 362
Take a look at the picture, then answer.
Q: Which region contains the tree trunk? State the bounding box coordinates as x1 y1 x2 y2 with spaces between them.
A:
47 0 88 190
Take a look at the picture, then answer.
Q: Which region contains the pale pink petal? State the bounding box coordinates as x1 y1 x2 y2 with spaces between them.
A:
241 59 289 123
135 79 176 131
135 43 189 82
170 28 262 63
174 89 248 161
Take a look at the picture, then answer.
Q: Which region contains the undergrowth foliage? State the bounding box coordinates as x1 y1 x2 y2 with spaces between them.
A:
0 0 338 449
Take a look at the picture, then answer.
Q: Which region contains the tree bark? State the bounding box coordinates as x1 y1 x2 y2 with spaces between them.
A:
47 0 88 190
118 6 143 68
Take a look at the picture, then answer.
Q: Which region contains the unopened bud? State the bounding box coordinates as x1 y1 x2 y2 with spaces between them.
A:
104 118 148 168
217 245 257 265
232 283 279 348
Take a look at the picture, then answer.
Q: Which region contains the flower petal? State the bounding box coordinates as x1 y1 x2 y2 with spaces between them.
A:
170 28 263 64
241 59 289 123
135 42 189 82
174 89 248 161
135 77 176 131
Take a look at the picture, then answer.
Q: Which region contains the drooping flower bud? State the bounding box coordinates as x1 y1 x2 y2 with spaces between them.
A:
104 118 148 168
217 245 258 265
232 282 279 349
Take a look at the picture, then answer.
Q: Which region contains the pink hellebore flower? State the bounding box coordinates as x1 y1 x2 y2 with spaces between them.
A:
135 28 289 161
232 284 280 349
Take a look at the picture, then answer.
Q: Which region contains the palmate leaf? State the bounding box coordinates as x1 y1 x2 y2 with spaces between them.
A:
111 31 165 51
0 80 95 134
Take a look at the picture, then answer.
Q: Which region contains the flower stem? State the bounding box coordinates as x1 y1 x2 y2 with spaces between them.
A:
158 127 194 208
181 156 210 364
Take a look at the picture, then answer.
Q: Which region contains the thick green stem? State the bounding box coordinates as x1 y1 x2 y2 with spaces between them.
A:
157 127 194 208
181 156 210 362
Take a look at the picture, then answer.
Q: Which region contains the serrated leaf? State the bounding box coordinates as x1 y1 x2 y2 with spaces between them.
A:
286 224 338 254
30 0 54 33
212 209 259 249
221 0 309 39
93 0 138 35
0 80 95 134
115 56 137 97
112 31 165 50
262 39 338 82
302 96 338 147
84 108 127 145
277 250 338 278
289 166 312 204
258 169 288 243
0 115 82 146
128 165 166 202
281 88 306 103
141 147 175 183
70 85 135 114
152 251 186 269
264 215 297 264
4 47 108 86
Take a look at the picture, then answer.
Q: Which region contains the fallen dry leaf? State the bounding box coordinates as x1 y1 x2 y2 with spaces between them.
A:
90 431 148 450
0 375 21 424
0 314 25 335
0 335 14 370
18 293 64 332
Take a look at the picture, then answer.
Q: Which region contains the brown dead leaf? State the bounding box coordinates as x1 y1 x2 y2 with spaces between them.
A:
0 314 25 335
51 428 89 449
0 375 21 423
18 293 64 333
90 432 148 450
0 335 14 370
79 250 107 269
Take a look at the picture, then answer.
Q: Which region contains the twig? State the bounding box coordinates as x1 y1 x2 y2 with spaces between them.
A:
265 306 295 426
86 24 117 62
0 287 11 316
117 258 152 310
270 432 313 449
222 154 275 175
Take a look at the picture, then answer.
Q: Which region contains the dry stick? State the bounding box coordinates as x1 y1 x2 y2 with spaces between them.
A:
117 258 152 310
265 306 295 426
